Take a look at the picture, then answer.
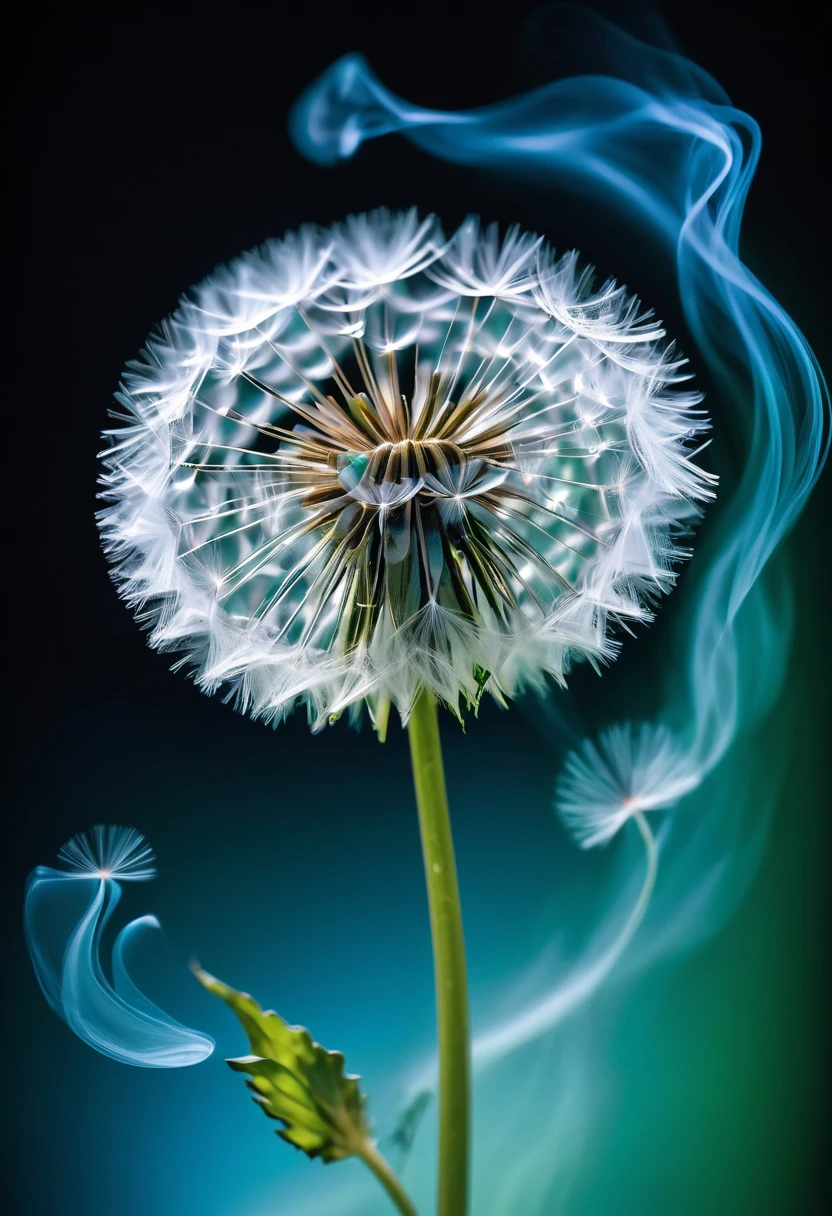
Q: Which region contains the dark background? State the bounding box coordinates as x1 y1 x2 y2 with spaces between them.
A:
8 0 828 741
6 2 829 1213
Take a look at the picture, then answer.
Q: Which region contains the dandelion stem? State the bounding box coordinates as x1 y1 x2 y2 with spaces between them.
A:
354 1138 419 1216
408 689 470 1216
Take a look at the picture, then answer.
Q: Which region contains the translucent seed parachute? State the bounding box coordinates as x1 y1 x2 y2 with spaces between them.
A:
556 723 702 849
24 826 214 1067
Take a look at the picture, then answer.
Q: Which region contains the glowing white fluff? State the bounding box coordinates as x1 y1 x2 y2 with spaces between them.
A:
98 210 714 728
556 723 703 848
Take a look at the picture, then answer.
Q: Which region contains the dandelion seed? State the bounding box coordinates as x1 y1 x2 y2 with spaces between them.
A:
57 823 157 881
555 723 702 849
24 826 214 1067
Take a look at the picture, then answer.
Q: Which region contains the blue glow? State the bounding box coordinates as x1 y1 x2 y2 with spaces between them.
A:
15 11 827 1215
285 7 829 1207
290 0 828 981
290 29 828 788
24 825 214 1068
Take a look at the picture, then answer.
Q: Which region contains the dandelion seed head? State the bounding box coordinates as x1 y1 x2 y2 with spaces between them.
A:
99 210 715 728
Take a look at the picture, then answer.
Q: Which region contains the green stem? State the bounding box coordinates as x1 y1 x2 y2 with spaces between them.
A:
354 1138 419 1216
407 689 470 1216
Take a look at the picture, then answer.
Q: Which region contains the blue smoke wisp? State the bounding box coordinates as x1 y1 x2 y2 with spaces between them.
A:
291 0 828 986
290 20 827 777
24 824 214 1068
287 4 829 1170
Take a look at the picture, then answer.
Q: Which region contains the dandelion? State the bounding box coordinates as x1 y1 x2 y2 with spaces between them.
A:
98 210 713 1215
98 210 714 732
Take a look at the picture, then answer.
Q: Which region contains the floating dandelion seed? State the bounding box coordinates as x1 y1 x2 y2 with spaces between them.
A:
98 210 715 728
57 823 157 881
556 723 702 849
24 825 214 1067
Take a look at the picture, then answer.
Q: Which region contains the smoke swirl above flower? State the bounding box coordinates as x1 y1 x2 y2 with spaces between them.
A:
99 210 714 727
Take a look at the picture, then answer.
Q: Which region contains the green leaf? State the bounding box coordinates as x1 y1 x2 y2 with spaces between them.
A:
193 965 370 1163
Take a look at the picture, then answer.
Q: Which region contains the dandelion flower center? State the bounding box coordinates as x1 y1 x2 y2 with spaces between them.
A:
236 325 600 656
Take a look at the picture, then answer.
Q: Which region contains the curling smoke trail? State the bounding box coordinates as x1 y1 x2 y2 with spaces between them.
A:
290 5 828 764
473 810 657 1070
24 825 214 1067
286 5 829 1205
290 0 828 1054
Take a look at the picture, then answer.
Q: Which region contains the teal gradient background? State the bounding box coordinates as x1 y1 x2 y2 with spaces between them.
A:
4 574 828 1213
6 1 828 1212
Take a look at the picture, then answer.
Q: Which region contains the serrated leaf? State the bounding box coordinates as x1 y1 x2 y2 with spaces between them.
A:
193 965 370 1163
